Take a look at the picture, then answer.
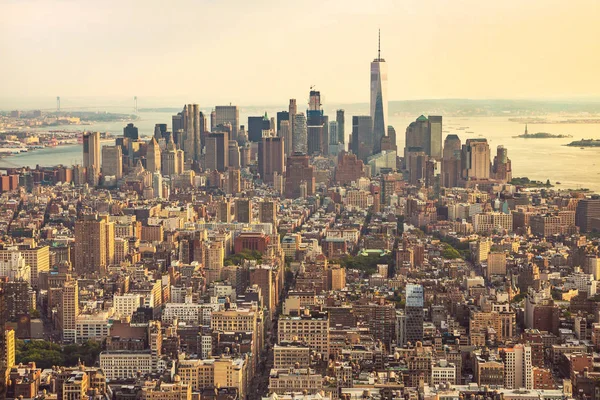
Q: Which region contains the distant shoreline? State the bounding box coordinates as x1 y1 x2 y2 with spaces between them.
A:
514 132 572 139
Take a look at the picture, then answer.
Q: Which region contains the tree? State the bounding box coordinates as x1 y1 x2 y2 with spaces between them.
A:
442 244 461 260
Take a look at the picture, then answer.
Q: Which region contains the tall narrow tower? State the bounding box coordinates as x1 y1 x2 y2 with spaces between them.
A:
56 96 61 112
370 29 388 155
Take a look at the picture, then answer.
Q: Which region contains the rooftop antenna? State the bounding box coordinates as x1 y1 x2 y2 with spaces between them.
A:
378 29 381 60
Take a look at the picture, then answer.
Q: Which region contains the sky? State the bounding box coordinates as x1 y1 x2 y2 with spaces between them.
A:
1 0 599 107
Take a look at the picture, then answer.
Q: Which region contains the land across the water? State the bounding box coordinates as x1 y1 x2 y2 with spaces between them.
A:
514 132 572 138
566 139 600 147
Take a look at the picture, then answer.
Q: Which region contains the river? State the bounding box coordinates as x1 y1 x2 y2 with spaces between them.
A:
2 107 599 192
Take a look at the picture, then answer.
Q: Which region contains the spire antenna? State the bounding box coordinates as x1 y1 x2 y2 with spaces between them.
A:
378 29 381 60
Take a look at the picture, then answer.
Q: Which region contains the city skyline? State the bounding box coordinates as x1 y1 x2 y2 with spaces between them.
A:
2 0 599 105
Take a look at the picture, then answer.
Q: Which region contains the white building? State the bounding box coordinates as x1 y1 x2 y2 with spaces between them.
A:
162 303 203 324
99 351 153 380
76 310 114 342
431 359 457 385
0 248 31 282
113 294 143 318
502 344 533 389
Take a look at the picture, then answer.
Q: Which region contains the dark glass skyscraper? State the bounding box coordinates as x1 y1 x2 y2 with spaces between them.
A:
248 115 271 142
336 109 345 144
123 123 139 140
405 283 424 344
370 31 387 155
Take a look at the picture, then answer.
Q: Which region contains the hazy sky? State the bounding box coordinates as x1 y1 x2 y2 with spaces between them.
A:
2 0 599 106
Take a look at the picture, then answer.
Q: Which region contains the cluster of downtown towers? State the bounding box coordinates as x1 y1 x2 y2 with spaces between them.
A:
151 46 394 172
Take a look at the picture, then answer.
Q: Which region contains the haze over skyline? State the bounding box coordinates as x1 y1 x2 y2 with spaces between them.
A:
2 0 599 105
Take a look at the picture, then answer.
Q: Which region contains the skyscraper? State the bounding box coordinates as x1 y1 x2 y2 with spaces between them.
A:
146 137 161 174
461 138 491 181
83 131 101 185
248 114 271 142
292 113 307 154
442 134 462 188
183 104 201 162
258 136 285 184
492 145 512 182
279 120 292 158
306 90 327 155
154 123 167 140
161 138 183 176
215 105 240 139
351 116 373 162
336 109 345 144
0 289 6 399
59 280 79 342
74 213 115 276
101 145 123 180
404 115 443 163
405 284 424 344
123 123 139 140
289 99 297 147
328 121 339 155
285 153 315 199
276 111 289 133
575 197 600 233
235 199 253 223
428 115 443 159
370 30 388 154
204 132 229 172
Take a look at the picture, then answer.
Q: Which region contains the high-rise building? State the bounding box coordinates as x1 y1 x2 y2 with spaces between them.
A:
123 123 139 140
217 199 232 223
4 328 14 382
370 30 388 154
279 120 292 158
83 132 101 185
172 113 184 143
248 114 271 142
204 132 229 172
154 123 167 140
576 197 600 233
442 134 462 188
328 121 339 155
228 140 241 169
276 111 289 134
101 145 123 180
215 105 239 139
336 109 345 144
501 344 533 389
235 199 253 223
492 145 513 182
146 137 161 174
292 113 307 154
161 138 183 176
351 116 373 162
74 214 115 276
20 245 49 288
0 289 5 399
183 104 202 162
306 90 327 155
258 200 278 228
1 281 29 322
461 138 491 181
59 279 79 342
405 284 424 344
428 116 443 159
285 153 314 199
227 169 241 195
258 137 285 184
